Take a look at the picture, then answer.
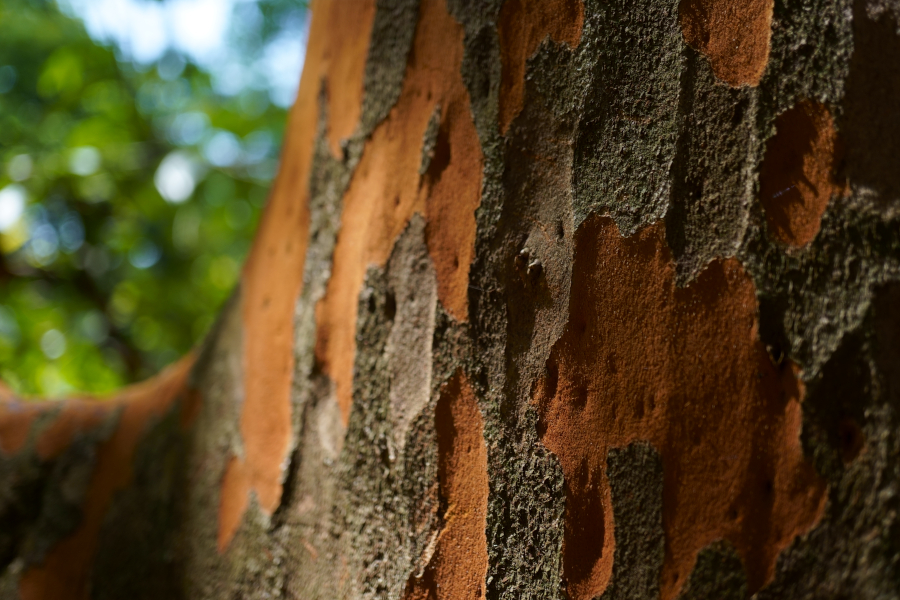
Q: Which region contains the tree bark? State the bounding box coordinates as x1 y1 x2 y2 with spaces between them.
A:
2 0 900 598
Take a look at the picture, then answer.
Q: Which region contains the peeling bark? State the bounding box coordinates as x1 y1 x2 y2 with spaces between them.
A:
2 0 900 598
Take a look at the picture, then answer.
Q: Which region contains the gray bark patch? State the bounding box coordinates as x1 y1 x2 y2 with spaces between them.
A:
385 215 437 453
598 443 664 600
676 541 748 600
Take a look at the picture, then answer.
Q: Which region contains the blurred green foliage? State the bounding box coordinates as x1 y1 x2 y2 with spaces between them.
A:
0 0 299 397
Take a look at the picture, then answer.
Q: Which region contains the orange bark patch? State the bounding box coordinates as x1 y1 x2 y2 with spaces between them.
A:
404 372 489 600
679 0 774 86
760 101 841 247
314 0 483 424
179 387 203 429
223 0 376 549
0 399 40 455
498 0 584 134
34 403 109 459
218 456 252 552
535 216 825 600
18 356 194 600
320 0 376 155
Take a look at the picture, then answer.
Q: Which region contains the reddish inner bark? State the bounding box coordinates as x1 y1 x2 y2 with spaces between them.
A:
498 0 584 134
314 0 483 425
536 216 826 600
18 357 196 600
219 0 377 551
679 0 774 86
759 100 842 248
404 372 489 600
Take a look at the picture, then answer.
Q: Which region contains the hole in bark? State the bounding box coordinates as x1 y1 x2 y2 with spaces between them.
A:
732 101 745 126
543 356 560 400
425 121 452 184
838 417 864 463
573 385 589 410
635 399 644 419
384 291 397 322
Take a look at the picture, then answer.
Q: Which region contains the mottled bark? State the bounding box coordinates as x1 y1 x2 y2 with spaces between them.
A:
2 0 900 598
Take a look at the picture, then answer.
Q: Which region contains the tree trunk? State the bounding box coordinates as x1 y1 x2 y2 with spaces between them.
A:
2 0 899 598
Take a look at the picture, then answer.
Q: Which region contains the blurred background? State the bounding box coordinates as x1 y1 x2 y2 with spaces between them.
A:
0 0 308 397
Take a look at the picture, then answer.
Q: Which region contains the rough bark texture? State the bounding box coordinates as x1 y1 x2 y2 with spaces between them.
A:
2 0 900 598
